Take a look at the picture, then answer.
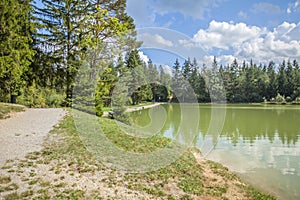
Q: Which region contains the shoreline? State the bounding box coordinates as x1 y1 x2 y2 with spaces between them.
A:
0 109 275 199
103 102 163 117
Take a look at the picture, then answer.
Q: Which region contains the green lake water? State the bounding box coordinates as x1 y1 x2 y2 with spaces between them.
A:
129 104 300 200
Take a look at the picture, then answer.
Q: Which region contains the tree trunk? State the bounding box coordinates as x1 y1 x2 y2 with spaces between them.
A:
10 94 16 104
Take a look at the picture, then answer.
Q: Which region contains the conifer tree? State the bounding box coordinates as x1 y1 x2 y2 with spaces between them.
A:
0 0 35 103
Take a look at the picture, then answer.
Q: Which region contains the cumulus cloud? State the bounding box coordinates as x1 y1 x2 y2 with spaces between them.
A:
138 51 150 64
251 2 282 14
202 55 236 66
193 20 263 50
193 20 300 64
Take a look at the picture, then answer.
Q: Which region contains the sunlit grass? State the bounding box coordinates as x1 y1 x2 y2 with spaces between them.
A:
0 103 25 119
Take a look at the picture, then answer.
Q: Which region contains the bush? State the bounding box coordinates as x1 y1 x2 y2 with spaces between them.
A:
46 93 65 107
18 82 46 108
18 82 64 108
286 96 292 103
275 93 285 103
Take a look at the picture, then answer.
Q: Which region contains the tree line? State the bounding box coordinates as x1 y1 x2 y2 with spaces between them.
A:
1 0 300 117
168 57 300 104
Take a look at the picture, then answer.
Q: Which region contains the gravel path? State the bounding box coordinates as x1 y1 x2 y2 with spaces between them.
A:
0 108 66 167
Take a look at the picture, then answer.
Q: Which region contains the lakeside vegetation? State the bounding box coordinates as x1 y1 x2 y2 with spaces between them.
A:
0 113 276 199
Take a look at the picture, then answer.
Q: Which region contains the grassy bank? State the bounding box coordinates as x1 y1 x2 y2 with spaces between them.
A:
0 111 275 199
0 103 25 120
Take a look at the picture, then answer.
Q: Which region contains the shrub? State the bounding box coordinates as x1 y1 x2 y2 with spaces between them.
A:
18 82 64 108
275 93 285 103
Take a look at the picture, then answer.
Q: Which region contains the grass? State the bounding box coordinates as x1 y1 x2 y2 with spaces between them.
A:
0 103 25 119
0 110 276 199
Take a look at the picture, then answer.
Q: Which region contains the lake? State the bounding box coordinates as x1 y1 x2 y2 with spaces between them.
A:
129 103 300 200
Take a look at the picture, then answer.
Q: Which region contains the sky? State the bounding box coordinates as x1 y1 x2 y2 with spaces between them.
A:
126 0 300 67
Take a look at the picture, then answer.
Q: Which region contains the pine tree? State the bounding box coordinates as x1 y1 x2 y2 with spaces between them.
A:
277 60 288 97
266 61 277 100
0 0 35 103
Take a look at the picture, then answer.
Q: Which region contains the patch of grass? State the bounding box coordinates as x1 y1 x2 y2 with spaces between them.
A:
0 175 11 184
98 117 171 153
53 189 85 199
0 103 25 119
0 183 19 192
239 184 276 200
3 192 20 200
1 165 13 170
28 178 40 186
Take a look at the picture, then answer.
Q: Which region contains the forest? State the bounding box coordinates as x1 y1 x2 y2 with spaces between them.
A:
1 0 300 117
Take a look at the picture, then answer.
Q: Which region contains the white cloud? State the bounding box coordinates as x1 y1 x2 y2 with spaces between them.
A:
138 51 150 64
193 21 300 65
161 65 172 76
153 34 174 46
251 2 282 14
193 20 262 50
139 33 174 47
202 55 236 66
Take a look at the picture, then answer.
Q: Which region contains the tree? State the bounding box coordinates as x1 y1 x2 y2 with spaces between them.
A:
277 60 288 97
171 59 185 102
125 49 151 104
266 61 277 100
35 0 134 105
286 60 295 98
0 0 35 103
203 57 225 102
182 57 192 80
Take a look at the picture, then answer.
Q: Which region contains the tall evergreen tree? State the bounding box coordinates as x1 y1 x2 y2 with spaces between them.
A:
277 60 288 97
266 61 277 100
0 0 35 103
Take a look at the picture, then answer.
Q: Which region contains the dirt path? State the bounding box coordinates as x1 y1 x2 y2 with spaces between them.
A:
0 108 66 167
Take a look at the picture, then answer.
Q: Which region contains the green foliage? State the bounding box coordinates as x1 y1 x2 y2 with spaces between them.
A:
169 57 300 103
275 93 285 103
0 0 35 102
18 81 64 108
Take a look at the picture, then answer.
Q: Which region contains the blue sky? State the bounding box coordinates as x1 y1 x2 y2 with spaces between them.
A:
126 0 300 66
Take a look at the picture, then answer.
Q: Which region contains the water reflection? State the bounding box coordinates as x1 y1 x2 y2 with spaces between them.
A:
129 104 300 200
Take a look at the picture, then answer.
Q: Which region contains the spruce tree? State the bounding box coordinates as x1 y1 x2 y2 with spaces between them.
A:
0 0 35 103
